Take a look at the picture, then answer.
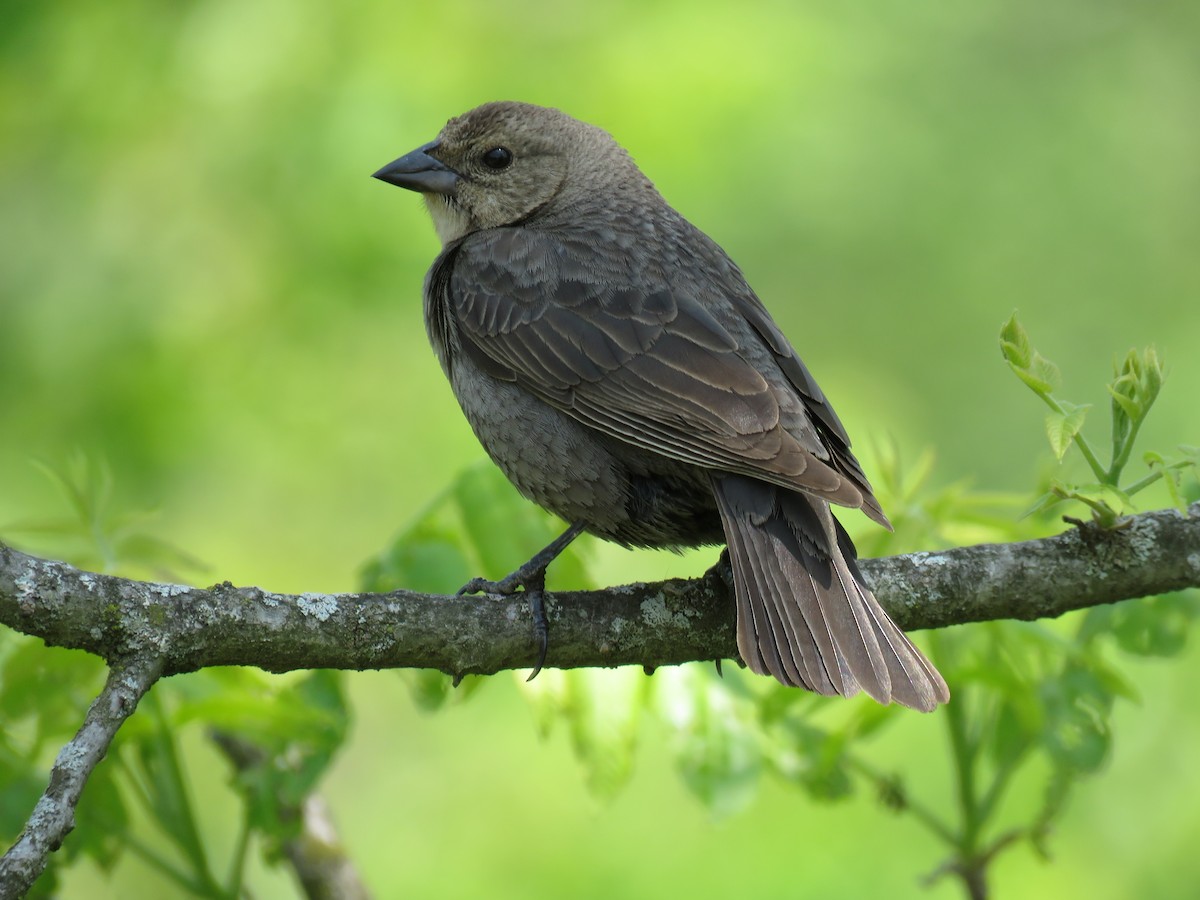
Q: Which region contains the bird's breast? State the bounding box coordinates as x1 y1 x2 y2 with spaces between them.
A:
443 344 722 548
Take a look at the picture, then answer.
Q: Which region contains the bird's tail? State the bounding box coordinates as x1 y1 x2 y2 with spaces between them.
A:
711 474 949 712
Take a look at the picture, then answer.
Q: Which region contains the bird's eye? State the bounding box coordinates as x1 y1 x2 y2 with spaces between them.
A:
481 146 513 170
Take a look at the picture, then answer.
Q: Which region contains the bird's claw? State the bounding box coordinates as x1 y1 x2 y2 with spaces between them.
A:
454 523 586 683
456 573 524 597
457 567 550 681
527 590 549 681
456 558 549 597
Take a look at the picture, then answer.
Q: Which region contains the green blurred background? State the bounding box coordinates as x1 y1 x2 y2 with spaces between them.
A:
2 1 1199 897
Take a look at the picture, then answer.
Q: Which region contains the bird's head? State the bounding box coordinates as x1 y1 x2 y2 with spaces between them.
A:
373 101 649 245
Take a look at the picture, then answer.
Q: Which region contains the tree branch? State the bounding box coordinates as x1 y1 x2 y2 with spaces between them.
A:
210 733 373 900
0 654 162 897
1 505 1197 679
1 504 1198 894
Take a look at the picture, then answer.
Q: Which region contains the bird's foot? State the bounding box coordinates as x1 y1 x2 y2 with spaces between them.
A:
455 522 587 683
455 547 552 598
456 521 586 598
457 560 552 682
457 570 527 598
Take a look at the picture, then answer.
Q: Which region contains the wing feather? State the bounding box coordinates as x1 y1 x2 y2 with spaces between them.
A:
442 227 875 511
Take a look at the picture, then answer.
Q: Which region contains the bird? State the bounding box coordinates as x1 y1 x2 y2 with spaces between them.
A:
372 101 949 711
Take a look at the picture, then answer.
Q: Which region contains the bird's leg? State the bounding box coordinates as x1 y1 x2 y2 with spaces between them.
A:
457 521 587 680
457 521 587 596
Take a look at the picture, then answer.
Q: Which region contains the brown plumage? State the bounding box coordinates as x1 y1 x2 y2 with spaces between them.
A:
373 101 948 711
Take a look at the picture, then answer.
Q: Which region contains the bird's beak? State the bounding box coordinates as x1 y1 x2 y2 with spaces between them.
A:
372 141 460 195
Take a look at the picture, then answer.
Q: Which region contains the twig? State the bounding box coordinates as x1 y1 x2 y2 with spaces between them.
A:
0 505 1197 896
210 733 373 900
0 654 163 898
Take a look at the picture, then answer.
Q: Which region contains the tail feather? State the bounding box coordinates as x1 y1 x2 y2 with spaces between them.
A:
712 474 949 712
724 513 794 682
857 593 949 711
729 512 827 691
759 531 843 692
825 561 889 701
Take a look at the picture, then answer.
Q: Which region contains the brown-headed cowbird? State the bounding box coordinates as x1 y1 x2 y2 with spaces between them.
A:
373 101 948 711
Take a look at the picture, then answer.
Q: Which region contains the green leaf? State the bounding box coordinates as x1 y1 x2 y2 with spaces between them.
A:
523 667 648 801
1020 490 1065 520
1008 351 1061 396
660 667 763 817
1143 451 1191 512
778 725 854 803
400 669 455 711
1030 352 1063 393
1051 483 1133 524
202 671 349 859
1039 667 1113 774
1073 482 1134 509
0 641 106 741
453 464 590 590
1108 593 1200 658
129 693 217 885
1143 346 1164 402
30 452 113 530
1001 316 1062 396
10 454 209 581
999 313 1032 369
520 667 570 739
1044 402 1090 461
843 700 902 741
359 482 475 594
1031 771 1074 860
0 747 51 849
110 533 209 582
1108 347 1165 436
174 687 342 745
1107 377 1140 424
1084 655 1142 704
73 761 130 872
273 672 348 800
363 461 593 597
990 697 1042 771
398 670 487 712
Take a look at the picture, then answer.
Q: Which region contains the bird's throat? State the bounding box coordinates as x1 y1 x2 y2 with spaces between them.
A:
424 195 473 246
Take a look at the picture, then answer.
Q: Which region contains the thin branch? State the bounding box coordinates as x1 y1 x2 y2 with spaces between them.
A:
0 505 1197 895
281 795 372 900
210 733 373 900
1 505 1198 680
0 654 163 898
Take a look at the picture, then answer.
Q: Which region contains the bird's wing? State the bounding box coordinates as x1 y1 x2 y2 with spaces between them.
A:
439 226 883 519
723 287 881 510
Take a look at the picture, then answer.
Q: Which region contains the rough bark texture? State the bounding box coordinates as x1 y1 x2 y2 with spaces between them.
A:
0 655 162 895
1 505 1198 679
1 504 1198 898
